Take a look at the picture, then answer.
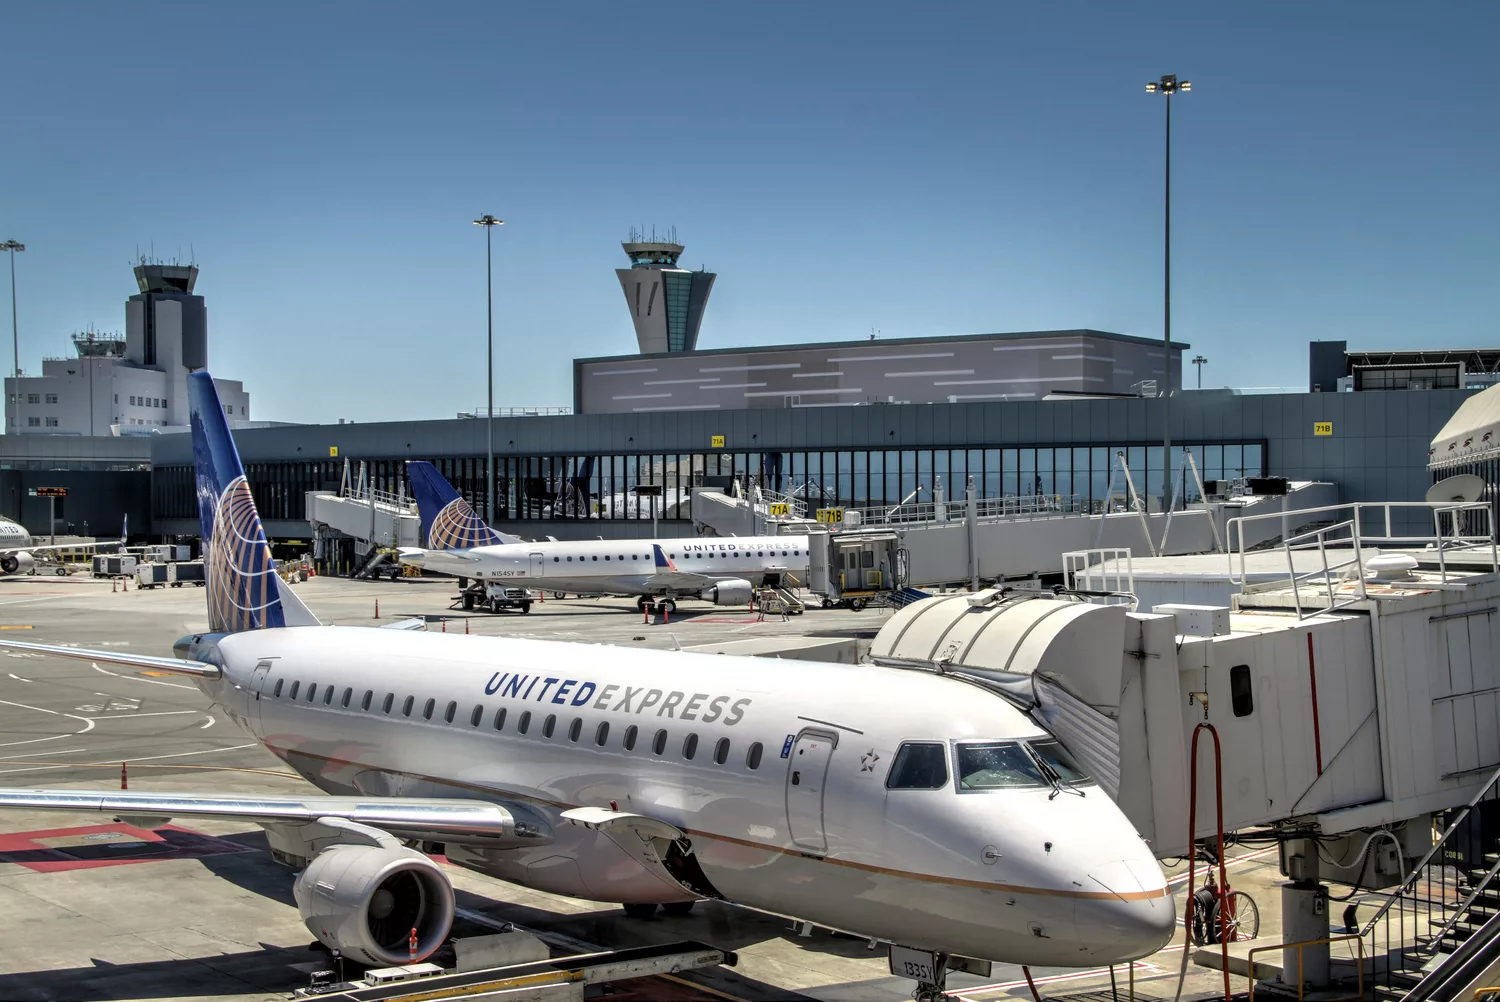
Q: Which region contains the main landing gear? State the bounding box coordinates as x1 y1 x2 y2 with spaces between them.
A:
636 596 677 615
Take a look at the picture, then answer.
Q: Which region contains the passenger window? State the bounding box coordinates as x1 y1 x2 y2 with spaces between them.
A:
886 742 949 790
568 718 582 742
470 704 483 727
592 555 597 561
382 693 394 714
273 679 284 698
518 710 531 734
1231 664 1254 717
341 687 353 708
402 696 415 717
604 555 610 561
746 742 763 770
494 707 507 730
306 683 318 703
543 714 556 738
361 691 373 711
624 724 639 751
714 737 730 765
444 701 457 724
683 733 699 760
956 741 1047 791
652 729 668 756
553 556 559 562
595 722 609 746
422 698 435 720
323 687 334 705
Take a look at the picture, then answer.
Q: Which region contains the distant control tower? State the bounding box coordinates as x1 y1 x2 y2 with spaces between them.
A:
616 227 716 354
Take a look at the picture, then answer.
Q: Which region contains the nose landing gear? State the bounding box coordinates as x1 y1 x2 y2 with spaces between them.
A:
912 951 952 1002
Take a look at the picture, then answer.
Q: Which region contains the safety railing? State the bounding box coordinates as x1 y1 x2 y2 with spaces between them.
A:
1247 935 1364 1002
1359 763 1500 998
757 488 807 519
841 493 1089 527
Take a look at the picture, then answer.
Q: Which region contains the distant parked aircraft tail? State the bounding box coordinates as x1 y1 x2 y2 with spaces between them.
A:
407 461 516 550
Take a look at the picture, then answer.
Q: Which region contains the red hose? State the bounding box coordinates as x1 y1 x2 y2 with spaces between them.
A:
1185 722 1232 1002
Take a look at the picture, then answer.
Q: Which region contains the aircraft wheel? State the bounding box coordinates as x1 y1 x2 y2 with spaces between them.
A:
622 902 658 919
664 599 677 613
661 901 696 917
636 595 651 611
519 602 532 614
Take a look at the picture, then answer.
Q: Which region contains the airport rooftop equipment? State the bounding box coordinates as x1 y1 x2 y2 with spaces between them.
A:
1311 339 1500 393
616 226 716 355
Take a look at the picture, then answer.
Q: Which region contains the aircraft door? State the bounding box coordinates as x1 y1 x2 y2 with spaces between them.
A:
785 730 837 853
243 660 273 733
529 553 545 576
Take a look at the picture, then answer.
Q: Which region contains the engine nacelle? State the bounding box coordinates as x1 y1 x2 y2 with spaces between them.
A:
293 843 455 967
0 551 34 576
703 578 754 606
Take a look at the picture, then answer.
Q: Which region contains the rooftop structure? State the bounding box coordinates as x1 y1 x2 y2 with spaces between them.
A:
1310 340 1500 392
615 227 716 355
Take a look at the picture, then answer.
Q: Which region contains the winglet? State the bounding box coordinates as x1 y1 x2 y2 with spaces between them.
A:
188 372 319 632
407 461 512 549
652 544 678 573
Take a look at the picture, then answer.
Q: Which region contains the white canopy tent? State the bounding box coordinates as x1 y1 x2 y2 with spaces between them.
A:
1431 382 1500 470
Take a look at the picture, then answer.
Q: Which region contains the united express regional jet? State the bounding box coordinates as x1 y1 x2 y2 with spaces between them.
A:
398 461 810 612
0 373 1174 993
0 514 123 576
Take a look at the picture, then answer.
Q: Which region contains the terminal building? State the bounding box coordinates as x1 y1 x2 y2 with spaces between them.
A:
0 236 1488 547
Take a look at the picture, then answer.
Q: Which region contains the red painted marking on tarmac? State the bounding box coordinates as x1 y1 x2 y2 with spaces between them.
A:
684 617 761 624
0 822 252 872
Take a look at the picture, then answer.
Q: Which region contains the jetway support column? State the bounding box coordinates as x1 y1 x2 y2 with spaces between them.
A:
966 476 979 592
1280 837 1330 989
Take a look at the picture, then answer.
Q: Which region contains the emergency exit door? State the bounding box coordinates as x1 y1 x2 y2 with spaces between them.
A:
785 730 837 853
530 553 545 576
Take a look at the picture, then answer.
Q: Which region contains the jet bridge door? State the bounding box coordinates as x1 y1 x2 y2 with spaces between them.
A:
529 553 545 576
785 730 837 853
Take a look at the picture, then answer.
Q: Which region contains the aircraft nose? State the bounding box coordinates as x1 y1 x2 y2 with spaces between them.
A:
1077 858 1177 962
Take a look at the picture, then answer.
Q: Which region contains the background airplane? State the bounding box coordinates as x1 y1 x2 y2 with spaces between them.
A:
0 513 124 576
400 460 809 612
0 373 1174 994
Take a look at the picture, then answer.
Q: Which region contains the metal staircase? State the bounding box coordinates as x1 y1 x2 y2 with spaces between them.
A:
1365 765 1500 1001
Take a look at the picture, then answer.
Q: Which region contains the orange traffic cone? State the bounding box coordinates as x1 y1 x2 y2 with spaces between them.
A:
120 762 128 790
465 619 470 635
374 599 380 619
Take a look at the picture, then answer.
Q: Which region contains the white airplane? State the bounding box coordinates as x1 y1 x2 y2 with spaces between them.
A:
0 513 124 576
399 461 809 612
0 373 1174 997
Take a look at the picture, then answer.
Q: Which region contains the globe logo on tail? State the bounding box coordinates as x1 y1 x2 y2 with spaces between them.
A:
428 496 499 550
205 476 286 632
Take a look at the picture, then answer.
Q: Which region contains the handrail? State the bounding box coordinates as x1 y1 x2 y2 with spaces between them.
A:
1247 935 1364 1002
1360 762 1500 936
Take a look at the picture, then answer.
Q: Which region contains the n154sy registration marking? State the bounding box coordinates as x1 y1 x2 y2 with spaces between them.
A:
889 945 939 982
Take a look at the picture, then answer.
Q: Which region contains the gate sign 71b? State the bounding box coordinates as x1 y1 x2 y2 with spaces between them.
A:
815 508 844 524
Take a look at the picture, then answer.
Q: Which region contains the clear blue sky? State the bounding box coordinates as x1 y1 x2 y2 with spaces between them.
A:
2 3 1495 423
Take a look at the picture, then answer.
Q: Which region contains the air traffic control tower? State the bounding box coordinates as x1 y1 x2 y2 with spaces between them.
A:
615 227 716 354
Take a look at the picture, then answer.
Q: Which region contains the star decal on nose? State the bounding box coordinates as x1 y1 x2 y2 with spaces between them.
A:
860 749 880 772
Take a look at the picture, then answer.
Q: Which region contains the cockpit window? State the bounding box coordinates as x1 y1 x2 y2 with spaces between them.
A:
886 742 949 790
1029 739 1093 786
956 741 1048 791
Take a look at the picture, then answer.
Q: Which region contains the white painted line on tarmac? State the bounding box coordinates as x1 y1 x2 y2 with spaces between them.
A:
9 747 89 759
0 696 95 732
200 716 215 729
6 673 31 682
90 710 201 719
0 742 260 776
92 663 195 689
0 734 71 749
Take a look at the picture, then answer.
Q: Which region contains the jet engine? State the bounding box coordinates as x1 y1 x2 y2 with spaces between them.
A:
0 552 34 576
293 843 455 966
703 579 754 606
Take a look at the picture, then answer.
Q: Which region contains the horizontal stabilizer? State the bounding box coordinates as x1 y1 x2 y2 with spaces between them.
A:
0 639 220 679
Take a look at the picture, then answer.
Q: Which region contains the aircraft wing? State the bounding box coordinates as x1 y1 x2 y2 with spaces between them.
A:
0 639 220 679
8 540 122 556
0 789 526 845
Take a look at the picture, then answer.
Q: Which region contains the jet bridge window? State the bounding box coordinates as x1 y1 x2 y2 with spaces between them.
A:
956 741 1048 791
1231 664 1254 717
273 679 284 698
886 742 949 790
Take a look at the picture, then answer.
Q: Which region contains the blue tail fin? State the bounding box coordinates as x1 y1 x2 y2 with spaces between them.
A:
407 461 507 550
188 372 318 632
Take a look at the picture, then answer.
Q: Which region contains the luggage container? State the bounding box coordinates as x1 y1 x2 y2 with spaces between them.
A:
92 554 139 578
168 561 205 587
136 563 169 589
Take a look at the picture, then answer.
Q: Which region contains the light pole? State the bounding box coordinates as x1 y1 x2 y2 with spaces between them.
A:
1145 74 1189 506
1192 354 1207 389
473 215 503 523
1 240 24 379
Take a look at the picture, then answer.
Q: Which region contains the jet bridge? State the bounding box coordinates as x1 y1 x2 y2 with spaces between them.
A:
307 464 422 576
871 502 1500 992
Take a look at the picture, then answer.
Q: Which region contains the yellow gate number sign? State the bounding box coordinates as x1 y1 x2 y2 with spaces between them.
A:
1314 422 1333 437
768 502 790 517
711 435 725 448
815 508 844 524
329 446 339 457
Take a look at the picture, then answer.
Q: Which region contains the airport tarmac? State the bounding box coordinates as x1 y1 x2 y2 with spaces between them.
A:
0 573 1364 1002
